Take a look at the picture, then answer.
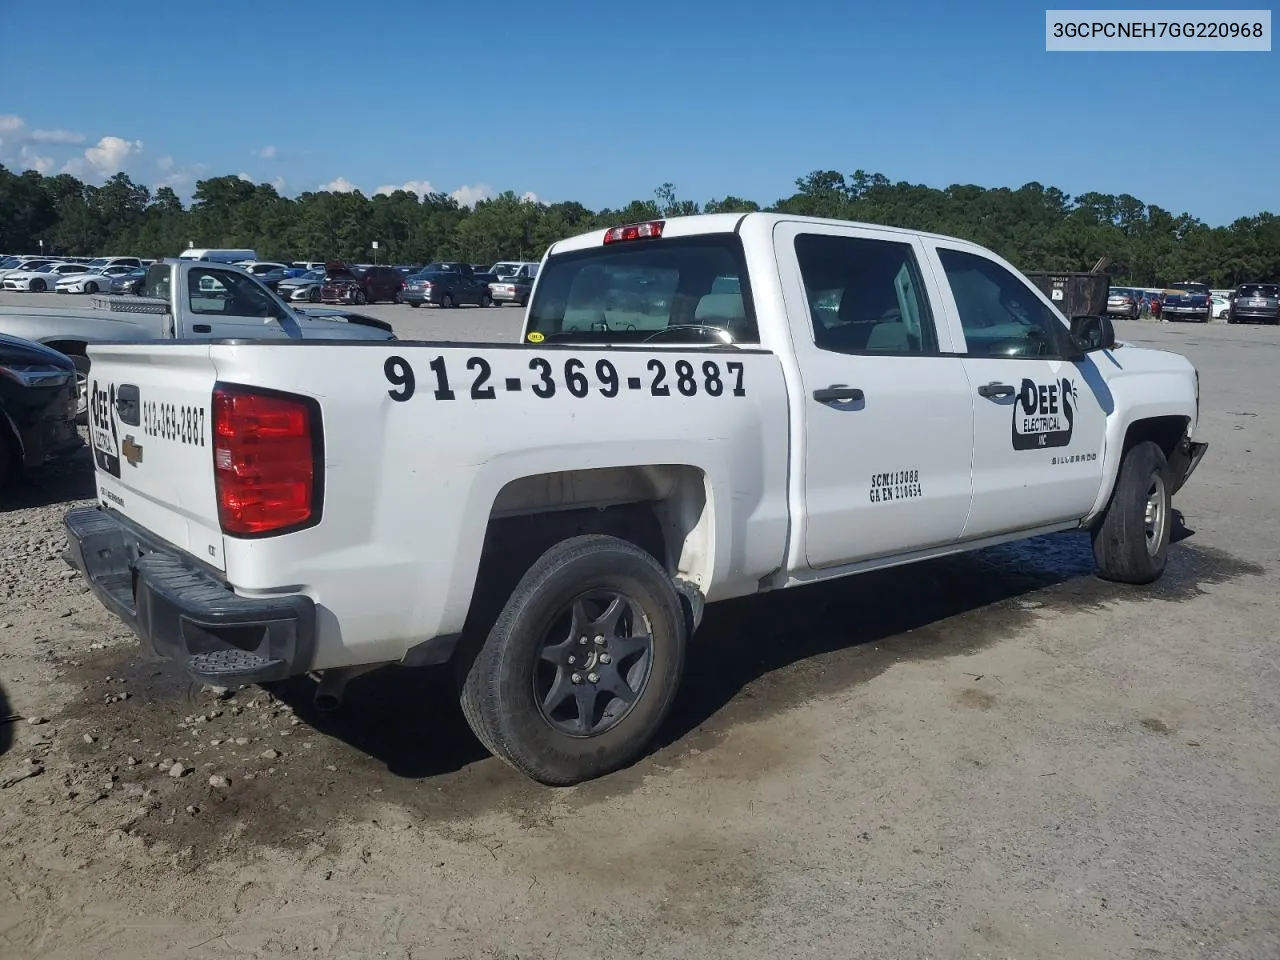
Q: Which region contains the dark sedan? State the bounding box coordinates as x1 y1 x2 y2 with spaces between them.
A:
400 263 492 308
1227 283 1280 325
0 334 83 491
107 267 147 295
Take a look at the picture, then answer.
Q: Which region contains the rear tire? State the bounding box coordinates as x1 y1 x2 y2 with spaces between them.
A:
458 534 687 786
480 293 492 308
441 294 455 309
1091 440 1172 585
408 301 420 308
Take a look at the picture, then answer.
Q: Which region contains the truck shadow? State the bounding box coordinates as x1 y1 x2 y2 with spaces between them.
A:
279 520 1250 784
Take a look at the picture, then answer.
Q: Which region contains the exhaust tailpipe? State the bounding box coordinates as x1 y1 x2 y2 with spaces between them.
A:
312 663 386 712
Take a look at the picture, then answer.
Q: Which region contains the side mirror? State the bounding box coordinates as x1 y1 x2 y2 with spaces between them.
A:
1069 314 1115 353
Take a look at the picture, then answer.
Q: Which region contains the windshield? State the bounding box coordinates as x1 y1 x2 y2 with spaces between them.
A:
1238 284 1279 297
86 258 109 268
526 234 757 344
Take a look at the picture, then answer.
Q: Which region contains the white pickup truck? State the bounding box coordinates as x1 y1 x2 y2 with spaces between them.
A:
63 213 1207 785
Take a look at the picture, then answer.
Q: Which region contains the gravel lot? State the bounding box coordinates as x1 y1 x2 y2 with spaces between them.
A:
1 293 1278 960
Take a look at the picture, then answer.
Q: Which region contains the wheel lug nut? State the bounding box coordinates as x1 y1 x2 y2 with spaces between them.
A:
593 636 605 646
599 654 612 664
587 672 599 684
578 637 588 646
571 672 583 684
568 656 576 664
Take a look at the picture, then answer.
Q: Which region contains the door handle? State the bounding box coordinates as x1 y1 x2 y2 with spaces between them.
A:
813 386 865 404
977 382 1016 398
192 323 211 333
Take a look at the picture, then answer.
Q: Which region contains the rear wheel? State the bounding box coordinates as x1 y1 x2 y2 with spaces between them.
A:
408 301 420 309
480 293 492 308
459 534 687 785
309 287 321 303
441 294 455 309
1092 440 1172 585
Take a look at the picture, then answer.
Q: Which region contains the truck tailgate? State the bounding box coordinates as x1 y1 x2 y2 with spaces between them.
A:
86 343 226 571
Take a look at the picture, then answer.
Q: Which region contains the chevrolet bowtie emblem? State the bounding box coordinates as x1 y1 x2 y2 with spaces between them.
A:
122 435 144 467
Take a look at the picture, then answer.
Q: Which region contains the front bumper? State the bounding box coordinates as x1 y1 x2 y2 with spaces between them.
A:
63 506 316 685
1168 436 1209 496
400 289 431 305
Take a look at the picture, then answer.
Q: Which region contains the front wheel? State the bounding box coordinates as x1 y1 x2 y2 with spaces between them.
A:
31 279 46 292
1091 440 1172 584
84 281 98 294
309 287 321 303
459 534 687 785
354 290 367 305
480 293 492 308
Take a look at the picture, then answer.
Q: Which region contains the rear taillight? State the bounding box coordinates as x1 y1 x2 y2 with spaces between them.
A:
212 385 320 536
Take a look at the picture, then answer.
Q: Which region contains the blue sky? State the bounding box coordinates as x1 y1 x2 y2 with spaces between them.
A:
0 0 1275 224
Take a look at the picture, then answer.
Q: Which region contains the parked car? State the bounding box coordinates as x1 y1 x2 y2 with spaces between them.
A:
2 262 93 292
1161 282 1212 322
0 333 82 491
489 263 539 307
107 268 148 296
1227 283 1280 325
400 262 492 308
55 264 139 295
277 268 326 303
320 262 402 305
1210 294 1231 320
1105 287 1141 320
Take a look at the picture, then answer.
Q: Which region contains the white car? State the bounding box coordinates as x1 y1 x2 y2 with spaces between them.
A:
1211 295 1231 320
65 212 1208 787
55 264 139 294
2 262 93 292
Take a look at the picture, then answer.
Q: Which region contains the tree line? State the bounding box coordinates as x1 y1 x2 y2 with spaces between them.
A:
1 165 1276 286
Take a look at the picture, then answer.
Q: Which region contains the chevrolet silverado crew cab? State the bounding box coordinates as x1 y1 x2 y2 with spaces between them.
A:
64 213 1207 786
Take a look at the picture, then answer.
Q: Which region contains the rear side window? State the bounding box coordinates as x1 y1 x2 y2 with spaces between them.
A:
794 233 939 355
527 234 757 344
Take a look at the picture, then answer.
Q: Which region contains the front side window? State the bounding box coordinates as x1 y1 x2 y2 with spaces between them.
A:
188 267 282 317
794 233 939 355
527 234 757 344
938 248 1066 359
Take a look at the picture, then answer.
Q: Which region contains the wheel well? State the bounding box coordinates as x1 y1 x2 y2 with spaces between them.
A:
1122 416 1188 462
466 466 713 641
42 339 88 360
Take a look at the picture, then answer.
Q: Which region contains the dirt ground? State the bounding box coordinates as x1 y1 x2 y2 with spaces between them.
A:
1 312 1278 960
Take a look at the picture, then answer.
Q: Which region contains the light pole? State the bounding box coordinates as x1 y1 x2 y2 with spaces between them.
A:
372 240 379 266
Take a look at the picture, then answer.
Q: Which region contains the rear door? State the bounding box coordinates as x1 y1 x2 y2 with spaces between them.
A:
87 344 227 569
181 264 297 340
774 221 976 568
922 242 1107 539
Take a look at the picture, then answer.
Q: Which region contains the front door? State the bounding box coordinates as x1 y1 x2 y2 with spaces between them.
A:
182 265 297 339
925 243 1107 539
774 222 976 569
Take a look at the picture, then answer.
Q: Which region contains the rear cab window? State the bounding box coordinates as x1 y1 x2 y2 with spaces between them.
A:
526 234 758 345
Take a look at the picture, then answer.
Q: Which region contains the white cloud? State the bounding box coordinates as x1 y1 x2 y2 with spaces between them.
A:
374 178 436 197
237 172 253 182
521 191 541 204
62 135 145 178
450 183 496 208
18 144 55 174
31 128 84 144
157 155 174 172
0 114 24 138
270 176 286 192
255 145 277 160
321 176 359 193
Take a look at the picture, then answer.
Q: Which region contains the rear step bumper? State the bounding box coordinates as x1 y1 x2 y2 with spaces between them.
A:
62 506 316 685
